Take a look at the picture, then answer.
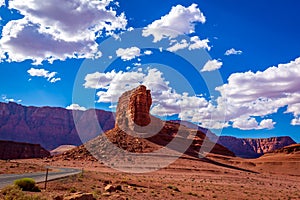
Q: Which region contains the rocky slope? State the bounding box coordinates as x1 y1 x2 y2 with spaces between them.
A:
0 140 50 159
218 136 296 158
0 102 114 150
50 145 77 156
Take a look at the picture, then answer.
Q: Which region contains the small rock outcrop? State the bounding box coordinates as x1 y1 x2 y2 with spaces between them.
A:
0 140 50 159
64 193 95 200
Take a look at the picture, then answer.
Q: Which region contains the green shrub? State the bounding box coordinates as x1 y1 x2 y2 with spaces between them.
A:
14 178 40 192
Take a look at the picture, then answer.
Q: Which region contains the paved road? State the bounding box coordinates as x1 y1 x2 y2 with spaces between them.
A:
0 167 82 189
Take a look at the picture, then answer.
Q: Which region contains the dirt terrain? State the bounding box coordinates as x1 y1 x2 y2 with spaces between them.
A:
1 151 297 200
1 86 299 199
0 159 46 174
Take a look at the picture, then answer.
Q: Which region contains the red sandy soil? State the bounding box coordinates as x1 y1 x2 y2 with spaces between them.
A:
0 159 46 174
4 152 299 200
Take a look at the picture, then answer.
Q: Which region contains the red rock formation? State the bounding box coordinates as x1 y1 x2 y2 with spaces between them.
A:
115 85 152 131
0 102 114 150
92 85 235 157
53 86 236 164
0 140 50 159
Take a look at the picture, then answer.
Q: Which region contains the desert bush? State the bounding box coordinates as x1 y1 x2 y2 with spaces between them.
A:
1 185 25 199
187 192 198 196
14 178 41 192
1 185 45 200
69 187 77 193
167 185 180 192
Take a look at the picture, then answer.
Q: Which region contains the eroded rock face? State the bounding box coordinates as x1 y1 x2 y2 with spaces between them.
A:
0 140 50 159
0 102 115 150
115 85 152 132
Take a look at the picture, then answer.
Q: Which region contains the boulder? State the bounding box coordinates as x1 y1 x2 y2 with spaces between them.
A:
64 193 95 200
104 184 116 193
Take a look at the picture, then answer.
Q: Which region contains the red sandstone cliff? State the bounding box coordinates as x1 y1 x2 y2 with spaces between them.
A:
0 102 114 150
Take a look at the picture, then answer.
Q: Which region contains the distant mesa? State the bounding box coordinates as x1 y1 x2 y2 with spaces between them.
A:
218 136 296 158
0 140 50 160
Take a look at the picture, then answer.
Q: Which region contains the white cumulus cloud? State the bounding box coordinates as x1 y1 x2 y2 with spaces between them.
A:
189 36 211 51
84 70 144 102
0 0 127 64
116 47 141 61
216 57 300 127
225 48 243 56
167 39 189 52
201 59 223 72
1 95 22 103
143 4 206 42
0 0 5 7
291 117 300 126
27 67 61 83
144 50 153 55
66 104 87 111
232 118 275 130
167 36 211 52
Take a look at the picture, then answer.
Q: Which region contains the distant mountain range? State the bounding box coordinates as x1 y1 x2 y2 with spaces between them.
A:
0 101 296 158
0 102 114 150
218 136 296 158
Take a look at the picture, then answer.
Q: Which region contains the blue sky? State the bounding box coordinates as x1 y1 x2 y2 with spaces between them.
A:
0 0 300 142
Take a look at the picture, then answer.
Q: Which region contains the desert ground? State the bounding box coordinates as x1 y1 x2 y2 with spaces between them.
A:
1 151 299 200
